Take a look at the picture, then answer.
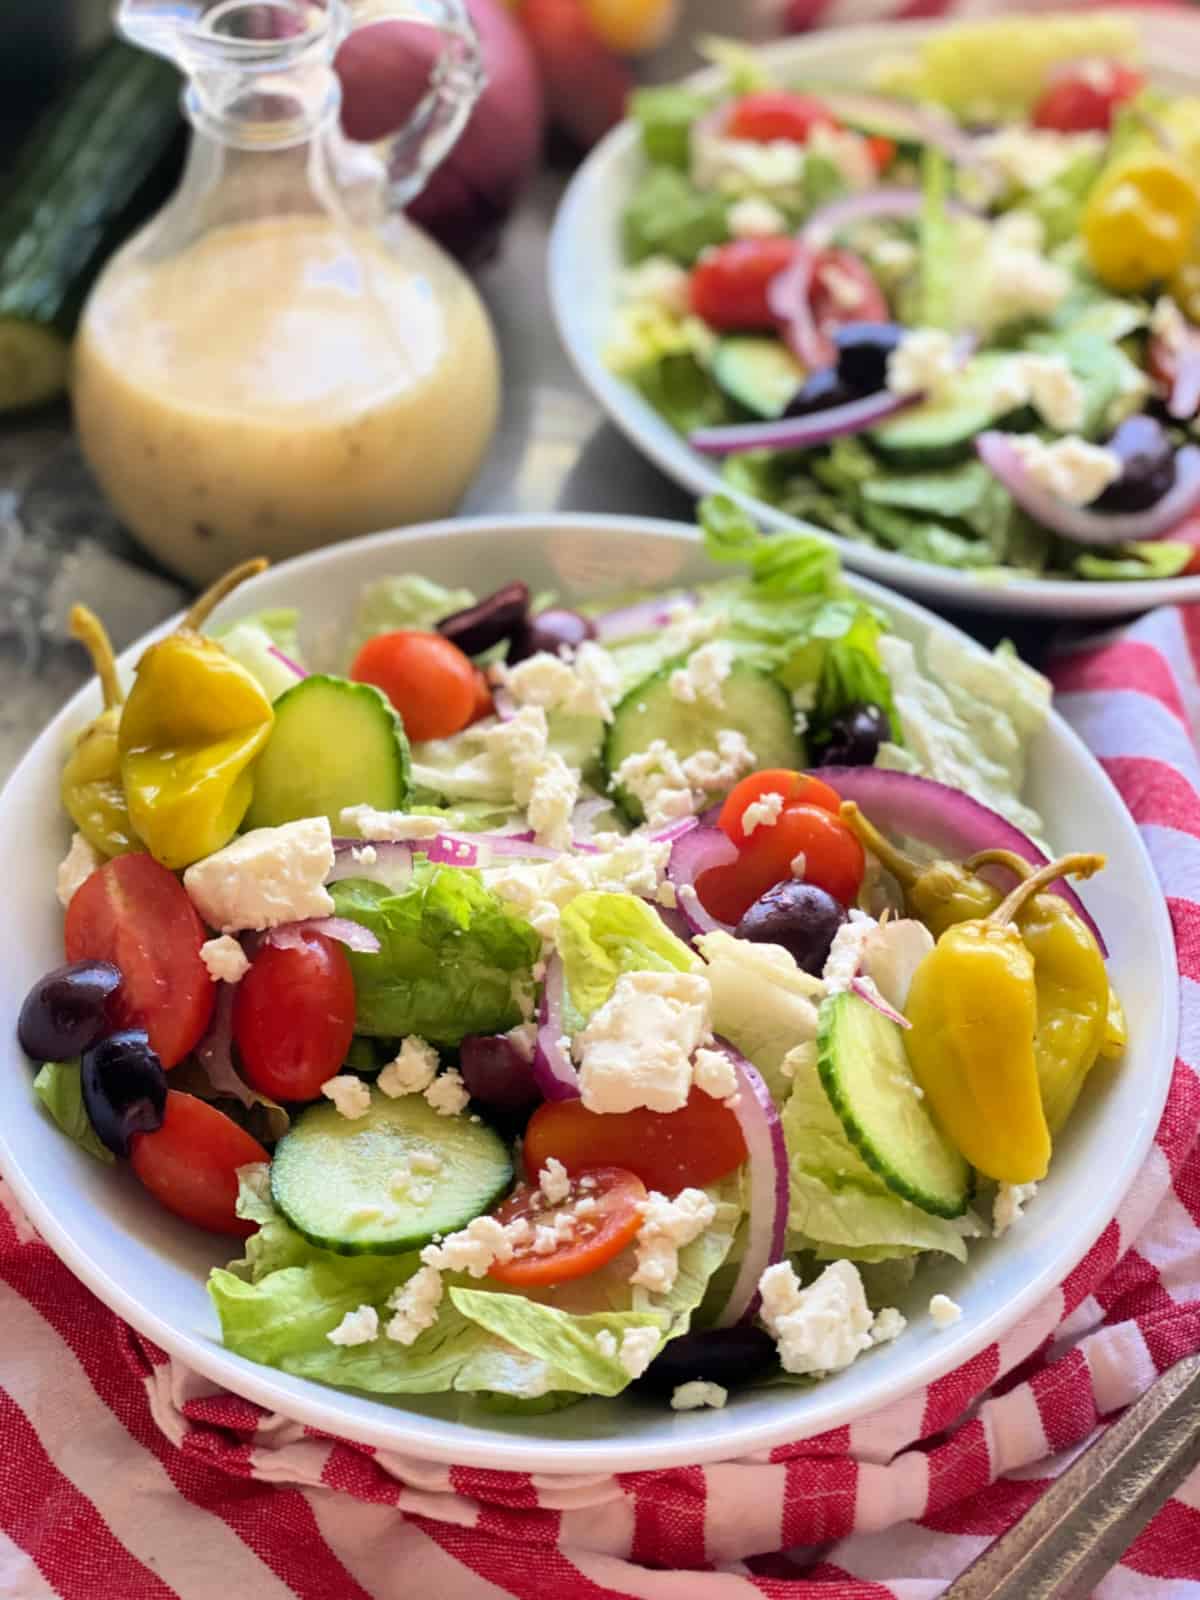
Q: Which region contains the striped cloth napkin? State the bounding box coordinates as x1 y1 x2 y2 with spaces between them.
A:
1 605 1198 1598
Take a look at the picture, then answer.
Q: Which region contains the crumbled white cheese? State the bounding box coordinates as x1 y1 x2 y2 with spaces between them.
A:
385 1266 444 1345
611 741 694 830
1151 294 1189 353
618 255 692 316
321 1075 371 1120
378 1036 439 1098
56 831 99 908
741 791 784 836
484 704 549 805
199 935 250 985
575 970 711 1115
618 1325 661 1379
692 1047 739 1102
867 234 917 280
575 1196 598 1218
588 833 672 900
671 1380 728 1411
526 753 580 851
595 1329 618 1360
183 816 335 933
680 729 756 795
983 242 1071 331
859 918 934 1012
975 126 1103 193
1008 434 1122 507
420 1215 529 1278
993 1181 1038 1237
669 642 735 709
352 844 378 866
572 642 622 723
630 1188 716 1295
340 805 440 841
327 1304 379 1347
424 1068 470 1118
553 1211 576 1242
538 1157 571 1206
871 1306 907 1346
691 133 806 198
758 1259 878 1377
808 123 876 192
1020 354 1085 433
498 642 619 725
887 328 957 399
531 1224 559 1255
929 1293 963 1329
818 258 871 315
728 196 788 238
822 910 879 995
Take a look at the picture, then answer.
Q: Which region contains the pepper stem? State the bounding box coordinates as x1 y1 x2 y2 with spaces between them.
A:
838 801 919 885
69 604 123 709
183 558 269 632
964 848 1034 880
986 851 1105 927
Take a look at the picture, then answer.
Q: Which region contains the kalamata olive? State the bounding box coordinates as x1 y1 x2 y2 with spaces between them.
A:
509 607 596 663
783 366 856 418
80 1029 167 1158
634 1326 777 1398
18 959 121 1063
459 1033 540 1110
816 702 891 768
736 881 847 976
833 322 906 396
437 581 530 658
1094 415 1177 512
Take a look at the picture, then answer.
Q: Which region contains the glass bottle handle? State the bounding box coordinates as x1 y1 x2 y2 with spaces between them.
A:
348 0 485 208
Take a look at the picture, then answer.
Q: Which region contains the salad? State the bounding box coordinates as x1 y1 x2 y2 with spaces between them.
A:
18 499 1124 1415
607 16 1200 585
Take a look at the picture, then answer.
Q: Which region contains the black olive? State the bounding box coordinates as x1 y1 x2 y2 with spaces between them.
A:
80 1030 167 1158
816 702 891 768
833 322 906 396
459 1034 540 1111
634 1327 777 1398
437 581 530 657
509 607 596 663
783 366 857 418
18 960 122 1062
736 881 848 976
1094 415 1177 512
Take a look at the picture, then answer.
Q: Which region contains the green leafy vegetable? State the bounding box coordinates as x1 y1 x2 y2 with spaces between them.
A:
1074 541 1194 581
32 1061 113 1164
918 147 956 330
558 891 699 1030
633 352 732 434
347 576 474 662
699 494 839 597
696 931 822 1102
630 86 711 170
1031 148 1105 247
622 167 729 266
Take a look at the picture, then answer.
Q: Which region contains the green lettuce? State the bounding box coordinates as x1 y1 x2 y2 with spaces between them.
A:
1031 148 1105 247
918 148 956 330
632 352 732 434
695 932 821 1103
630 85 712 170
211 609 306 701
558 891 699 1030
622 167 730 266
347 576 474 661
1074 541 1195 582
330 867 540 1044
32 1061 112 1164
700 494 839 598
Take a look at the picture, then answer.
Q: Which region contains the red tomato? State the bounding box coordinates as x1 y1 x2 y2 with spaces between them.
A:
810 248 889 337
1032 59 1144 133
486 1166 646 1286
468 667 494 725
350 630 479 742
523 1090 747 1194
130 1092 269 1236
698 802 865 924
718 769 841 848
233 931 357 1103
865 134 896 173
689 236 797 332
726 91 836 145
64 853 213 1069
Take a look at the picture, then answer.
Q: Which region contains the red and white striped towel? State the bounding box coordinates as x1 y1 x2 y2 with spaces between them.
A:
1 605 1198 1597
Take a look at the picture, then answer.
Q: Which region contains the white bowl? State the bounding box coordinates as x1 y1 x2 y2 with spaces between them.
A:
549 12 1200 619
0 514 1176 1471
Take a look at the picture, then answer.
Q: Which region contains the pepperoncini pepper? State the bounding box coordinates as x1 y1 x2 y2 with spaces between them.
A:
841 802 1004 935
118 559 274 871
903 852 1105 1184
1082 144 1200 294
61 605 139 857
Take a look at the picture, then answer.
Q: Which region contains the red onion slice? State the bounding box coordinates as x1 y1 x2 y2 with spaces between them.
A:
850 975 911 1030
193 983 289 1138
647 815 700 846
592 592 699 642
800 185 975 253
266 644 306 679
816 766 1108 956
327 840 414 886
978 432 1200 546
766 243 829 371
531 954 580 1101
690 388 919 457
492 686 517 722
710 1038 788 1328
668 825 738 936
811 94 977 163
1169 349 1200 423
267 916 381 954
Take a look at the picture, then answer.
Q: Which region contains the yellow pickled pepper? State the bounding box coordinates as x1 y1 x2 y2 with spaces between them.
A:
1083 106 1200 293
840 802 1004 935
61 605 139 856
118 559 273 871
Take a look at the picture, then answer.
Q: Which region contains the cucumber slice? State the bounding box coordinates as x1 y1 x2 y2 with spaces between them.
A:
604 656 805 824
870 354 1029 467
271 1088 512 1255
816 991 971 1219
712 337 806 420
243 673 410 831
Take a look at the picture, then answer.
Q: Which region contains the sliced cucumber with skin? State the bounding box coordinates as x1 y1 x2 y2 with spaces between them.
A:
712 337 807 420
870 354 1031 467
243 673 410 831
271 1088 512 1255
816 991 972 1219
604 656 806 824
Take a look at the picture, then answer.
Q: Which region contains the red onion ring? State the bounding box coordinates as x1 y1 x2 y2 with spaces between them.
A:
667 825 738 936
266 916 381 954
1168 349 1200 423
690 388 918 457
800 185 975 253
850 975 911 1030
592 593 700 643
766 243 829 371
811 93 977 164
327 840 414 886
266 644 306 679
531 954 580 1100
710 1037 789 1328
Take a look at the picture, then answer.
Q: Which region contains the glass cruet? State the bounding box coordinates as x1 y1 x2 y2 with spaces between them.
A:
73 0 501 585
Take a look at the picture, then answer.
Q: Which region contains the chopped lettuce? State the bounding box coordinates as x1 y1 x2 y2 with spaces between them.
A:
330 867 540 1045
630 85 712 170
32 1061 112 1164
918 147 956 331
699 494 839 598
558 891 699 1030
1024 328 1147 439
1074 541 1195 582
696 931 821 1103
347 576 474 662
632 351 732 435
622 166 730 267
1031 148 1105 248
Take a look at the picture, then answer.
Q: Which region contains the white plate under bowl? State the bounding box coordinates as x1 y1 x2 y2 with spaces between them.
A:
549 11 1200 619
0 515 1177 1472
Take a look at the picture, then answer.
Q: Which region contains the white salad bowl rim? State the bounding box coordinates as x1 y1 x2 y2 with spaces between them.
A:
548 11 1200 619
0 512 1177 1472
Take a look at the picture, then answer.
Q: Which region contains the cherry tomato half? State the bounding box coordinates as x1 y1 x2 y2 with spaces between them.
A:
1032 59 1144 134
810 248 890 337
130 1092 269 1236
486 1166 646 1287
726 91 837 145
523 1090 747 1195
233 930 357 1103
698 802 865 925
350 630 479 742
468 667 494 725
718 769 841 848
689 236 797 332
64 853 214 1068
865 134 897 173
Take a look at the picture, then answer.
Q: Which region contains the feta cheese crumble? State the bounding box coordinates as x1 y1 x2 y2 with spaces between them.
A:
741 791 784 836
420 1215 530 1278
618 256 691 317
56 831 99 908
618 1326 661 1380
975 126 1103 193
758 1259 884 1377
671 1381 728 1411
1008 434 1121 507
538 1157 571 1206
199 935 250 985
326 1304 379 1347
385 1266 444 1345
870 1306 907 1346
575 970 712 1114
822 910 879 995
887 329 957 399
183 816 335 932
692 1047 739 1102
929 1294 963 1329
321 1075 371 1120
728 196 787 238
499 643 619 724
669 642 735 709
993 1181 1038 1236
424 1068 470 1118
340 805 440 840
630 1188 716 1295
378 1037 439 1098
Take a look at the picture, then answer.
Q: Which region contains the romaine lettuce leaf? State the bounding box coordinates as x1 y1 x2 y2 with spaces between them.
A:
347 576 474 662
700 494 840 598
630 85 712 170
695 931 821 1103
557 891 699 1030
32 1061 112 1164
330 867 541 1044
622 167 730 266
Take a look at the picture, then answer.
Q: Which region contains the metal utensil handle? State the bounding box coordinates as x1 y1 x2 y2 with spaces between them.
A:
943 1352 1200 1600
